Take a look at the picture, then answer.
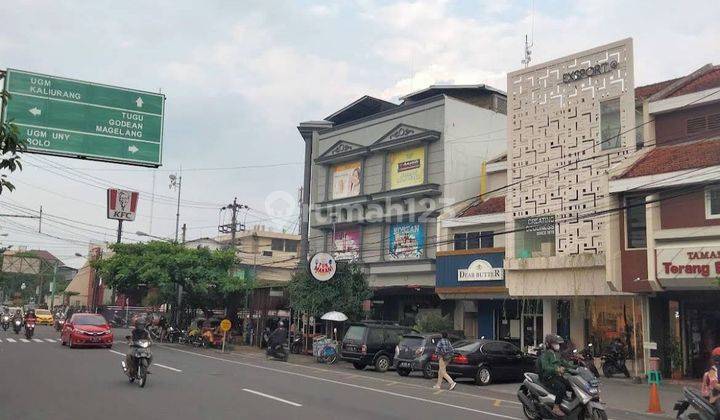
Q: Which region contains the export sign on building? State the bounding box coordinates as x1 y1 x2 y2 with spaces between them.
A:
3 69 164 167
656 247 720 279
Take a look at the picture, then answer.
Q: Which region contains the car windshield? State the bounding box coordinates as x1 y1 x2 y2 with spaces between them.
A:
72 315 107 326
455 341 482 353
344 326 366 342
399 337 424 348
36 309 51 316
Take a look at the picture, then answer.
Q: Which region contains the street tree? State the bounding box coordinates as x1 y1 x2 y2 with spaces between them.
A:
0 92 26 194
93 241 237 317
287 262 371 322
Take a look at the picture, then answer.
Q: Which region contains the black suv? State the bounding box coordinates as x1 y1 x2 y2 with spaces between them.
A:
341 322 415 372
394 333 440 378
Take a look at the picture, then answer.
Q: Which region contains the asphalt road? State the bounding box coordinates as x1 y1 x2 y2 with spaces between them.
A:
0 326 662 420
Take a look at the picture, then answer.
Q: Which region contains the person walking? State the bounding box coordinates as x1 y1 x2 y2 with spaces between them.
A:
433 332 457 390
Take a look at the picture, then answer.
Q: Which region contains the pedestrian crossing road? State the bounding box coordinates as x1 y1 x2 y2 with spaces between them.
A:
0 337 58 343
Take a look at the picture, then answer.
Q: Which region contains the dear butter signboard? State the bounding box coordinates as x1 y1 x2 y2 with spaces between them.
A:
3 69 164 167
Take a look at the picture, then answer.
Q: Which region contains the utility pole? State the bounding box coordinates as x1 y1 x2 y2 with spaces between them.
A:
181 223 186 244
169 173 182 243
219 198 247 248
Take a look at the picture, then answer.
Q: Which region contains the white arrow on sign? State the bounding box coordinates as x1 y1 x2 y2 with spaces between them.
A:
28 107 42 116
128 145 139 154
135 97 144 108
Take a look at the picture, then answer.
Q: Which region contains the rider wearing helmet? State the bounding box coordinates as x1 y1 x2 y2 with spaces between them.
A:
539 334 574 417
125 317 150 376
24 309 37 324
268 320 288 350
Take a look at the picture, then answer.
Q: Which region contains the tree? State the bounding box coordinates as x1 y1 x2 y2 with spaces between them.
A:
413 312 453 333
0 91 27 194
287 262 371 322
93 241 237 316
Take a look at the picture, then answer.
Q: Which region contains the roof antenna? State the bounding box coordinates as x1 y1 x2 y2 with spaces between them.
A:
521 0 535 68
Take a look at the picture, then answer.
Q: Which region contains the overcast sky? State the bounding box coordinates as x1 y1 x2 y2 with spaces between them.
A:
0 0 718 268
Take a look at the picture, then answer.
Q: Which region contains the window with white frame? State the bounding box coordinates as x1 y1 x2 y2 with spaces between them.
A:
707 186 720 219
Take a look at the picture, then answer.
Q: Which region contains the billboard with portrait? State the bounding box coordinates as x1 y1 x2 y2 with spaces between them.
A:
333 228 361 261
389 146 425 190
332 161 362 200
388 223 424 260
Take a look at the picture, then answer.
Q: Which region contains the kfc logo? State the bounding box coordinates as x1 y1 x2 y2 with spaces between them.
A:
107 188 139 221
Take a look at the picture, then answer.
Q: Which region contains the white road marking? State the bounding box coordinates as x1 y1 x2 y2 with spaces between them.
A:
242 388 302 407
6 338 16 343
155 363 182 373
20 338 30 343
45 339 56 343
108 350 125 357
32 338 43 343
165 347 520 419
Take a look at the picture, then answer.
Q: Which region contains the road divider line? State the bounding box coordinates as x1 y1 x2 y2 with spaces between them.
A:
32 338 43 343
20 338 30 343
242 389 302 407
164 347 520 420
6 338 16 343
108 349 125 357
155 363 182 373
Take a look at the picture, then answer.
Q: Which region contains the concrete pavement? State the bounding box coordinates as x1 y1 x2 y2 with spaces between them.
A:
0 326 680 420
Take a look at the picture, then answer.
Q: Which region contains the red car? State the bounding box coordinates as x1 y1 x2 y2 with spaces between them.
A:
61 313 113 348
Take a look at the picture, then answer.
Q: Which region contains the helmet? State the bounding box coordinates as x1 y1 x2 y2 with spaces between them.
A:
278 321 285 328
545 334 564 347
134 318 147 330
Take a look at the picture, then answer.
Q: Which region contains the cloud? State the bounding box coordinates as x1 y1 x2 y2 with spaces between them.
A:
307 4 339 17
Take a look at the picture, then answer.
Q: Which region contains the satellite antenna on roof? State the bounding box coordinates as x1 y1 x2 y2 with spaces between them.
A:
521 35 533 68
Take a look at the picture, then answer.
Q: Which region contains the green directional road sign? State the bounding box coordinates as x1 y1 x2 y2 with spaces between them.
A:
2 69 165 167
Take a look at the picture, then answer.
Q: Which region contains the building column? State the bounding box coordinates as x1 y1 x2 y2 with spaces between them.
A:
569 299 587 347
543 298 557 338
453 301 464 331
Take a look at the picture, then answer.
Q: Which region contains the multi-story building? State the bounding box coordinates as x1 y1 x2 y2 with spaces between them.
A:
299 86 507 325
608 63 720 377
505 39 639 351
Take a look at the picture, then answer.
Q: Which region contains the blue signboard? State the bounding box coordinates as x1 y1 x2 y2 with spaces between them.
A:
388 223 424 260
436 251 505 288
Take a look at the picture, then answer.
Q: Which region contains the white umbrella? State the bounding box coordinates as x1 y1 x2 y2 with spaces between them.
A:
321 311 348 322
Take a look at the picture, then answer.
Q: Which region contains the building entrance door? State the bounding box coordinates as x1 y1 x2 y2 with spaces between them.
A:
522 314 543 351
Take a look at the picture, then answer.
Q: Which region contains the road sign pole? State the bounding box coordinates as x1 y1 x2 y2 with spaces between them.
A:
222 331 226 353
116 219 123 244
49 262 58 311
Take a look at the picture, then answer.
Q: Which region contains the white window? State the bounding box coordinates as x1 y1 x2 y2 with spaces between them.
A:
706 187 720 219
600 98 621 150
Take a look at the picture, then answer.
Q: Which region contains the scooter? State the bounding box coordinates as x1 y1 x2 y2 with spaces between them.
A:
567 344 600 378
12 319 22 334
601 347 629 378
25 321 35 340
266 342 289 362
122 336 153 388
166 326 188 344
1 314 10 331
674 387 717 420
518 366 607 420
54 317 65 331
290 333 304 354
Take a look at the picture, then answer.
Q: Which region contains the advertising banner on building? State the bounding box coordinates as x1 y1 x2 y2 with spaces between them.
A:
333 228 361 261
389 146 424 189
656 247 720 280
388 223 424 260
332 161 362 199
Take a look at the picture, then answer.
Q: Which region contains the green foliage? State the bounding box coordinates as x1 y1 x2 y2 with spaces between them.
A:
287 262 371 322
413 312 453 333
93 241 237 309
0 91 27 194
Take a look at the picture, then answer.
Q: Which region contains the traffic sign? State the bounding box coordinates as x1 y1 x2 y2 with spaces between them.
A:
219 319 231 332
3 69 164 167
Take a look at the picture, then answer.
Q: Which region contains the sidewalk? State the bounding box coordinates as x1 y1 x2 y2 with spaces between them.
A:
229 345 690 418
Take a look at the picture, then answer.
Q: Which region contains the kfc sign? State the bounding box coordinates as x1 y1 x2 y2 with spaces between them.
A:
107 188 139 221
656 247 720 280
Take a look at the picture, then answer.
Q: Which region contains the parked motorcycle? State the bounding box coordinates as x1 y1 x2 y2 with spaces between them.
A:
567 344 600 378
518 366 607 419
266 343 289 362
601 345 629 378
674 387 717 420
1 314 10 331
122 336 153 388
166 326 188 344
25 321 35 340
12 318 22 334
290 333 304 354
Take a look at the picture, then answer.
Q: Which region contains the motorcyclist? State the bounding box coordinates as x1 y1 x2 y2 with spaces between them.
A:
267 321 288 356
24 309 37 325
539 334 574 417
12 309 22 321
125 318 151 376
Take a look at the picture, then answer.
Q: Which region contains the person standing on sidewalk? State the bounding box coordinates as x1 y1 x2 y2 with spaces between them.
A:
433 332 457 391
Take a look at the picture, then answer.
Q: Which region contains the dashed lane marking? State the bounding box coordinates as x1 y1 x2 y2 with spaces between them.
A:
20 339 30 343
45 339 56 343
155 363 182 373
5 338 16 343
32 338 44 343
242 388 302 407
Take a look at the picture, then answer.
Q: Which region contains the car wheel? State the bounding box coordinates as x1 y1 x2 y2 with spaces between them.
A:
353 362 366 370
375 355 391 373
423 362 436 379
476 366 492 386
106 344 113 349
397 367 411 377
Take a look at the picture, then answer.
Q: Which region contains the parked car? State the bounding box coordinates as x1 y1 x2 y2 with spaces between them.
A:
394 333 441 378
35 309 54 326
61 313 113 349
428 339 537 385
341 322 415 372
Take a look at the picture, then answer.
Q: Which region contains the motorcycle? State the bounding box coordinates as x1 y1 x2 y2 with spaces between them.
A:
1 314 10 331
54 317 65 331
601 346 629 378
567 344 600 378
12 318 22 334
266 342 289 362
122 336 153 388
674 387 717 420
518 366 607 420
25 321 35 340
166 326 188 344
290 333 304 354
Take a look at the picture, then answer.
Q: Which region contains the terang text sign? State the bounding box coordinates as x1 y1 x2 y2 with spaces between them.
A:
656 247 720 280
3 69 164 167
